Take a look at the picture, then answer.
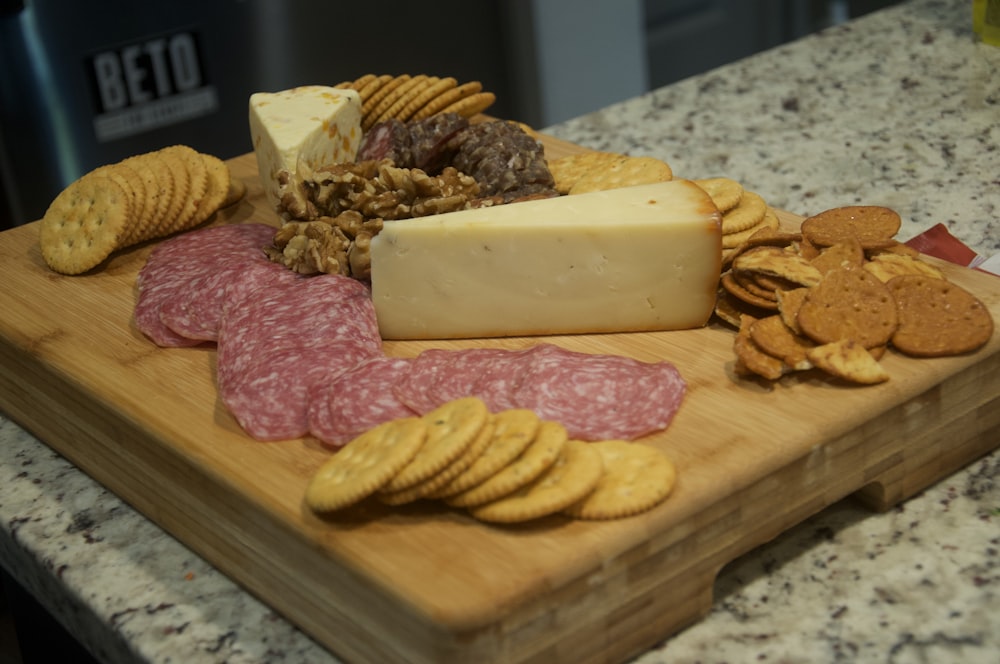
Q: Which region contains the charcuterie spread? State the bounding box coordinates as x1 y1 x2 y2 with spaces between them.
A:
31 73 996 527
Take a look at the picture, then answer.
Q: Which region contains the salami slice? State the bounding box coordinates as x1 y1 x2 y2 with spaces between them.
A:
160 250 296 342
136 223 278 346
309 356 416 448
392 348 455 414
356 118 412 165
424 347 520 407
509 344 687 441
216 273 383 440
468 346 539 412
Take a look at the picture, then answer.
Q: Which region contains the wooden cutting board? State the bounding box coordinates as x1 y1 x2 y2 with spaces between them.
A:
1 137 999 664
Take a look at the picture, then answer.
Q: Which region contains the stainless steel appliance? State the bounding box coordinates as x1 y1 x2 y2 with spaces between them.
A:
0 0 516 229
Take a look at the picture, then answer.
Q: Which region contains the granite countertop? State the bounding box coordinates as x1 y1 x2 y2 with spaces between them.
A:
2 0 998 662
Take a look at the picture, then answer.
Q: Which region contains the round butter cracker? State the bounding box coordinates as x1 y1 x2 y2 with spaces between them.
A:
694 177 744 214
39 172 132 275
381 396 488 493
568 155 673 195
398 76 457 122
470 439 603 524
429 408 541 499
305 417 428 513
437 91 496 119
563 441 676 520
378 416 495 505
410 80 482 121
446 420 567 509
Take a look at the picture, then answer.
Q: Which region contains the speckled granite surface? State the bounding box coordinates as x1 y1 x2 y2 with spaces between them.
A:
1 0 998 662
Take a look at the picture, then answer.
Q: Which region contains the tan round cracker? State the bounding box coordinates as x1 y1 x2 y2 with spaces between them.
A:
357 73 392 103
164 145 208 235
801 205 901 249
91 162 147 246
366 74 427 129
563 441 676 520
446 420 567 509
863 252 945 282
749 270 804 295
694 177 744 214
429 408 541 499
304 417 427 513
547 151 626 195
397 76 457 122
190 152 232 226
721 208 782 249
732 245 824 288
810 238 865 275
775 287 810 334
733 314 788 380
568 155 673 195
221 175 247 208
886 274 994 357
731 270 779 302
797 266 899 349
39 173 132 274
362 74 411 118
714 288 762 328
120 152 172 242
111 157 163 246
720 272 779 311
867 241 921 259
470 439 603 523
378 416 495 505
348 73 377 91
721 190 768 234
806 338 890 384
373 75 435 127
155 147 193 237
381 396 488 493
437 91 496 119
749 314 815 370
410 80 482 121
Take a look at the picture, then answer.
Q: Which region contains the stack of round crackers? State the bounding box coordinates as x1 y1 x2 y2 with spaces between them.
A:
305 396 677 524
39 145 243 275
714 205 994 384
334 74 497 131
692 177 781 261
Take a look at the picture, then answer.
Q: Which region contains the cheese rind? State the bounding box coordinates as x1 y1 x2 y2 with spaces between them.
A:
249 85 362 211
370 180 722 340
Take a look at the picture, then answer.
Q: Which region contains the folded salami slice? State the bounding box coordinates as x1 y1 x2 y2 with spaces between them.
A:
472 348 541 412
509 344 686 441
392 348 460 414
216 273 382 441
309 356 416 448
136 223 279 346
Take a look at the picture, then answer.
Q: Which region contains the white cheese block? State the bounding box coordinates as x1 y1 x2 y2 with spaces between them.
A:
248 85 362 211
370 180 722 340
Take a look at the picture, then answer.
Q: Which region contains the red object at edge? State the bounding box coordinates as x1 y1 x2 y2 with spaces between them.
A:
904 223 982 268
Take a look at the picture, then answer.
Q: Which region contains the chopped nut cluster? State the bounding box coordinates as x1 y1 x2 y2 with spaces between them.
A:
269 160 480 278
263 211 381 278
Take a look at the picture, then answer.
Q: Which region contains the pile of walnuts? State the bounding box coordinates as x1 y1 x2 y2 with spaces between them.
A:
266 160 480 278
